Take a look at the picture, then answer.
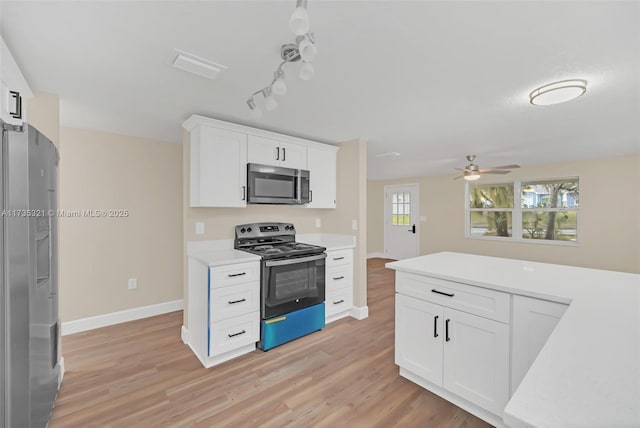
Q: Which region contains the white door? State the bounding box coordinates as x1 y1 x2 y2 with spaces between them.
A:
395 294 443 387
442 307 510 416
384 184 419 260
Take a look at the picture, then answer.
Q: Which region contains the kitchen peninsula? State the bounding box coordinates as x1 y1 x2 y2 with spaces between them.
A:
386 252 640 428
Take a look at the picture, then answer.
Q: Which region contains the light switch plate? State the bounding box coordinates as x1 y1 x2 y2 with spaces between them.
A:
420 216 427 223
315 218 321 228
352 219 358 230
195 222 205 235
128 278 137 290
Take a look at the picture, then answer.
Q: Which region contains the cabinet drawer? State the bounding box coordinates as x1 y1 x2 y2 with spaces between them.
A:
396 272 510 323
326 288 353 317
210 262 259 288
209 311 259 356
326 249 352 268
326 267 352 292
210 282 259 322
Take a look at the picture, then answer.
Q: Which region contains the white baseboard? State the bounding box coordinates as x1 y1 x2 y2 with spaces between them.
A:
181 325 189 344
367 252 386 259
61 299 184 336
350 306 369 320
58 357 64 387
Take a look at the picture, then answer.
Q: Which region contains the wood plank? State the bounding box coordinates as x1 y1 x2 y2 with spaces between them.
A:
50 258 492 427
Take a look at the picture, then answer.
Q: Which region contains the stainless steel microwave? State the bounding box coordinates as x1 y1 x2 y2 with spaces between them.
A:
247 163 310 205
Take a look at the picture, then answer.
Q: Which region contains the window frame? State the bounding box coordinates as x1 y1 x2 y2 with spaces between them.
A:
465 177 579 246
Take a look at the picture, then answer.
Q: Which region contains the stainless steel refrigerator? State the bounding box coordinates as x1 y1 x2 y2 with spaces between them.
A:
1 119 60 427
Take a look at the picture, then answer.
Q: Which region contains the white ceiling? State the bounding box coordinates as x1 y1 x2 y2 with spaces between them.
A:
1 1 638 180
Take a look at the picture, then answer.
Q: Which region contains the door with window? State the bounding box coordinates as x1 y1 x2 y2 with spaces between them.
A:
384 184 419 260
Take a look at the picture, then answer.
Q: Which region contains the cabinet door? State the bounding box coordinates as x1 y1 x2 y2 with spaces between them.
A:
279 142 307 169
306 147 336 208
395 294 443 386
511 296 568 393
247 135 280 166
190 126 247 207
443 307 510 416
1 38 32 125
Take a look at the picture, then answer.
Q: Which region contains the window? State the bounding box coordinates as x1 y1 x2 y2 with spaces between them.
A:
469 183 514 238
521 178 578 242
466 177 579 244
392 191 411 225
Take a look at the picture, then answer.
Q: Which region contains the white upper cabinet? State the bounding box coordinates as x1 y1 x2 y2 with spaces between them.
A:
183 115 339 209
1 36 33 126
247 135 307 170
189 125 247 207
306 146 337 209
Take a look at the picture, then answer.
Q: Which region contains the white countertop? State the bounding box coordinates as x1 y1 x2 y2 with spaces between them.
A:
297 233 356 251
186 233 354 267
188 249 260 267
386 252 640 428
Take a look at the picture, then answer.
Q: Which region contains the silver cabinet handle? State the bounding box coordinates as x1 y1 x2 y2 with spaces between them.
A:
333 276 345 281
333 299 344 305
241 186 246 201
333 256 345 261
228 298 246 305
228 272 247 278
228 330 246 338
282 147 286 161
276 147 280 160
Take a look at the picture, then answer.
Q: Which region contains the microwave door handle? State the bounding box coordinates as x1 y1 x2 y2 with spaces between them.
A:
264 253 327 267
296 169 301 203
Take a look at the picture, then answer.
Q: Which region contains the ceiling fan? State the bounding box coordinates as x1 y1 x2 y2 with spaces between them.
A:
454 155 520 181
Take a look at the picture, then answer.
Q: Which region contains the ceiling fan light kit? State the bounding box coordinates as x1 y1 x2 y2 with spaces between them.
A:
454 155 520 181
246 0 317 117
529 79 587 106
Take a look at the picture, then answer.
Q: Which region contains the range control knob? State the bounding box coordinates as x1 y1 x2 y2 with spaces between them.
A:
240 228 246 233
247 227 252 233
290 225 295 230
284 225 290 230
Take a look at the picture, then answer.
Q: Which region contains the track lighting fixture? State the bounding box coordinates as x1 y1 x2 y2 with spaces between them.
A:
246 0 316 116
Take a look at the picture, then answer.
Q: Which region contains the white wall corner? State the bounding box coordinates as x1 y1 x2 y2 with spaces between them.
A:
61 299 184 336
181 325 189 344
350 306 369 320
367 252 386 259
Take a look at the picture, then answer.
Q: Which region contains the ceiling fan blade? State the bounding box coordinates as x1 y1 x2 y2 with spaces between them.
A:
486 164 520 170
479 170 511 175
453 175 464 180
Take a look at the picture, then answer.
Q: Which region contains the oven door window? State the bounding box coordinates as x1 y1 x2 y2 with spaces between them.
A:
266 261 318 307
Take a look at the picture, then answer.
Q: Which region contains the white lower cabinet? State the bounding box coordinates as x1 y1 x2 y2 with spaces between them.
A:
187 258 260 368
442 307 510 415
395 273 511 423
511 295 568 392
325 249 354 323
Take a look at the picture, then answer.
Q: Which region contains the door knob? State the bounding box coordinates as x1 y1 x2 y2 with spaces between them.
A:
407 224 416 233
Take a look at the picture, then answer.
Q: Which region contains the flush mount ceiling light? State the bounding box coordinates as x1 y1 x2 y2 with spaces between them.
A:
529 79 587 106
375 151 401 158
246 0 317 117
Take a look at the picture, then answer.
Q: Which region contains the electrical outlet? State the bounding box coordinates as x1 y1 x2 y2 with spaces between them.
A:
128 278 137 290
195 222 205 235
315 218 321 228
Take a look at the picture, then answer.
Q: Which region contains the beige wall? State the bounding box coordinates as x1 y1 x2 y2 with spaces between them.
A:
27 91 60 146
59 127 183 321
182 133 368 326
368 154 640 273
323 139 368 307
367 179 385 256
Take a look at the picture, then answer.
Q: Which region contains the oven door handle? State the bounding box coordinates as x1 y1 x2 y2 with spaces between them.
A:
265 253 327 267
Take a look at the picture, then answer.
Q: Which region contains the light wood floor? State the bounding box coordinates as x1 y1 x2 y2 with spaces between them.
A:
50 259 492 427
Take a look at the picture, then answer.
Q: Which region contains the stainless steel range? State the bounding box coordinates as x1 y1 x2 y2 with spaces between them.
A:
235 222 326 351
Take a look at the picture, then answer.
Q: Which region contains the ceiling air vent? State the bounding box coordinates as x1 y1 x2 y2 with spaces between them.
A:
171 49 228 80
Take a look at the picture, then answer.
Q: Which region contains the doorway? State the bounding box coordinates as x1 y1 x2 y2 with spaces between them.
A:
384 184 420 260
